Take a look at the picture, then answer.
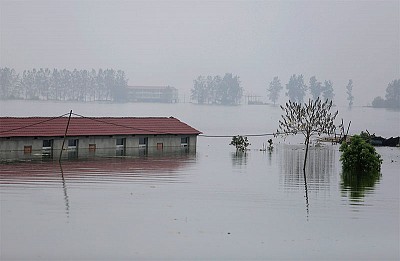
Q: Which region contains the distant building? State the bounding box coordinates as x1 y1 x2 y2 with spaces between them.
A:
126 86 178 103
0 116 201 160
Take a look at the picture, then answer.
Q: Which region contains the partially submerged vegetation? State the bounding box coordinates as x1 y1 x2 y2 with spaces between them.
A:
339 134 382 176
230 135 250 153
277 98 340 172
340 134 383 199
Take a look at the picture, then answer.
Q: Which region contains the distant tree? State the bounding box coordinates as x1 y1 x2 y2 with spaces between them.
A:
322 80 334 102
346 79 354 107
36 68 51 100
230 135 250 152
25 69 39 99
267 76 283 105
0 67 19 99
371 96 386 108
219 73 242 105
211 75 222 104
277 98 339 172
191 73 242 105
113 70 128 102
1 67 128 102
286 74 307 103
385 79 400 108
191 76 207 104
309 76 323 100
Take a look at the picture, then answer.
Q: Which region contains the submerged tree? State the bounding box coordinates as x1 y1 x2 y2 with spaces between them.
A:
346 79 354 107
340 135 382 200
267 76 283 105
339 135 382 175
277 98 339 172
230 135 250 153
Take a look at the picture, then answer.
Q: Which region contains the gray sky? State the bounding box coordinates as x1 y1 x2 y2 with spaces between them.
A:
1 0 399 105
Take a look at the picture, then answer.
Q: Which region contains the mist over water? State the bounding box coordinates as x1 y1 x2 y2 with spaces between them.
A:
0 101 399 259
1 1 399 105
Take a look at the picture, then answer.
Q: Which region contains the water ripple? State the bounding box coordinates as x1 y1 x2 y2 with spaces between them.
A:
0 155 195 187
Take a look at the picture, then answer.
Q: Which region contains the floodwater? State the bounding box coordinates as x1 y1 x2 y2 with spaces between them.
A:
1 100 399 260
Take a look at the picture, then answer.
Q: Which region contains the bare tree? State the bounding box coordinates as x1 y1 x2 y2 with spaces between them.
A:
277 98 340 172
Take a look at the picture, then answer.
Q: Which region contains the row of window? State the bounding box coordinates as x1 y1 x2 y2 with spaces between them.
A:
39 137 190 150
43 139 78 149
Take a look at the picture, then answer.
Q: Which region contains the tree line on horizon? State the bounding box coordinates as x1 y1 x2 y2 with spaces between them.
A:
2 67 398 108
190 73 347 106
267 75 399 109
371 79 400 109
190 73 243 105
0 67 128 102
266 74 345 106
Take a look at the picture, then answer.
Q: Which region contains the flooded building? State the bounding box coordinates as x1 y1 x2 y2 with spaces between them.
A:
126 86 179 103
0 116 201 160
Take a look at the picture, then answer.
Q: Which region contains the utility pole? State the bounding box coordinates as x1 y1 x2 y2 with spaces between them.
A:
59 110 73 162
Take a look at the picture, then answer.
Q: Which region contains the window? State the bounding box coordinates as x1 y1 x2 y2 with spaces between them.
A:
181 137 189 147
42 139 53 157
116 138 125 146
116 138 126 149
24 146 32 154
42 139 53 149
139 137 148 148
68 139 78 148
89 144 96 152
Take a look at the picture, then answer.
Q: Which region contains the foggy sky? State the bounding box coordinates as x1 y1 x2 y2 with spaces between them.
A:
1 0 399 105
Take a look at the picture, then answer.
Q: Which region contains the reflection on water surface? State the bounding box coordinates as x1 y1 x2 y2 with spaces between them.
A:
0 102 399 260
279 144 338 191
340 169 381 201
0 149 196 186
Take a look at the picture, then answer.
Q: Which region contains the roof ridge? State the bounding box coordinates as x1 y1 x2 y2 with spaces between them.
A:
0 116 176 119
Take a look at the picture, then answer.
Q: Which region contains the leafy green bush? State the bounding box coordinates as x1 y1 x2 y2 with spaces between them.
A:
339 135 382 175
230 135 250 152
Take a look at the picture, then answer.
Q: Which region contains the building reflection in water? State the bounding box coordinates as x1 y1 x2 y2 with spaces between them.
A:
0 148 196 217
279 144 338 191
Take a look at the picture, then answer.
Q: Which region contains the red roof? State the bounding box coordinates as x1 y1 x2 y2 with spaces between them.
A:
0 116 201 138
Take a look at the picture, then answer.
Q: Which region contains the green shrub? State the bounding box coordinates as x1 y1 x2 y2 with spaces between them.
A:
339 135 382 175
230 135 250 152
